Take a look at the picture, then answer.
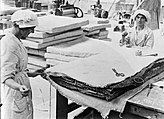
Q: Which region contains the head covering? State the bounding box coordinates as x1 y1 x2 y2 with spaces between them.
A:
11 10 38 28
132 9 151 22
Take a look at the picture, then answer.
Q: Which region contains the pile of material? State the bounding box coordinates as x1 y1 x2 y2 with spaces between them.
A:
27 54 47 71
23 15 88 49
82 17 111 41
45 37 102 66
45 58 164 101
22 15 89 70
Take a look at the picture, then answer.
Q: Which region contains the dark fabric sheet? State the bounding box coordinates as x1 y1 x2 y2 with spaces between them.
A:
44 58 164 101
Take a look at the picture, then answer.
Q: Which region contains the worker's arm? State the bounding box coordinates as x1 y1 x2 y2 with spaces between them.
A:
27 69 43 77
135 31 154 50
144 31 154 49
27 66 48 77
1 38 29 95
4 78 29 96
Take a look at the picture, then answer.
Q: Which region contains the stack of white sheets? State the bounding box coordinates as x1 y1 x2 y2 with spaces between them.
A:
22 15 89 70
82 17 111 41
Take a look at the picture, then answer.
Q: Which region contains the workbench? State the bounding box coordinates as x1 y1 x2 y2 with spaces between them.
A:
55 86 164 119
46 29 164 119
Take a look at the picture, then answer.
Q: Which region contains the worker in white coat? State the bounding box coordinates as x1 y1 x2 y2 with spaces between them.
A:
1 10 45 119
120 9 154 49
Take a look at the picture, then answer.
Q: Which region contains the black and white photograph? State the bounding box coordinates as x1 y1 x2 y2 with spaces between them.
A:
0 0 164 119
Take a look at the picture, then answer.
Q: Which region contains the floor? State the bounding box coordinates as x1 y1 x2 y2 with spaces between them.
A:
30 76 88 119
30 76 56 119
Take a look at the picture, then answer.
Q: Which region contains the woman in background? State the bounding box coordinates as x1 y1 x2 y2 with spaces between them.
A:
120 9 154 49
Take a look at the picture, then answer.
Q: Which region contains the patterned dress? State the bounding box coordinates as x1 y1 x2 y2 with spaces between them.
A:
1 33 33 119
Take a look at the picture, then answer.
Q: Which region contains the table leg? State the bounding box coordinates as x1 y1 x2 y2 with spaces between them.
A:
56 90 68 119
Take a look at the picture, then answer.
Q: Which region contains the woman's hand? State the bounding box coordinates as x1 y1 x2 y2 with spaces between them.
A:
119 39 125 46
135 50 142 56
120 31 130 47
4 79 30 96
19 85 30 96
32 68 45 77
122 31 128 37
27 67 47 77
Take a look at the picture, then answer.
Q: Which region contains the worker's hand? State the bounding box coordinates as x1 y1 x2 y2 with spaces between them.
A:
135 50 142 56
126 44 132 48
122 31 128 37
119 39 125 46
120 31 129 47
31 66 49 78
32 68 46 77
19 85 29 97
125 39 132 48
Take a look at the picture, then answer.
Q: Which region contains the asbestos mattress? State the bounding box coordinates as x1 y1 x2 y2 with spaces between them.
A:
82 23 111 32
27 29 84 43
22 35 83 49
44 34 164 117
35 15 89 33
46 42 134 87
46 36 109 57
45 37 112 65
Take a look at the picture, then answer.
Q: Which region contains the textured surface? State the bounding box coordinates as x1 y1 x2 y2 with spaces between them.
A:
46 58 164 101
44 28 164 118
35 15 89 33
27 29 83 43
22 35 83 49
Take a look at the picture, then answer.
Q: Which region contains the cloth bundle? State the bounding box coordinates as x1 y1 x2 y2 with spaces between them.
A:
44 58 164 101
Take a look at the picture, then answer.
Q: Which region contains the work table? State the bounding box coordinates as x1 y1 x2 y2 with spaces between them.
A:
45 28 164 119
